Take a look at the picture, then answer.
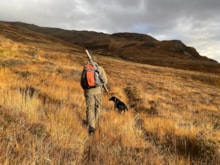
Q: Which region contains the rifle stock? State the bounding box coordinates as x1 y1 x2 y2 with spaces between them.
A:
85 49 108 92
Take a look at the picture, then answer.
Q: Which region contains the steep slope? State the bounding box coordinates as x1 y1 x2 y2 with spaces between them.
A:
0 21 220 164
0 21 82 53
4 21 220 73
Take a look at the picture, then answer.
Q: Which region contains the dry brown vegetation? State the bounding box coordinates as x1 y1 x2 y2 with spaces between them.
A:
0 29 220 165
11 21 220 74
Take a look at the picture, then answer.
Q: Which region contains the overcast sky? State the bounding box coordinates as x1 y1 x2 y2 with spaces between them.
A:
0 0 220 62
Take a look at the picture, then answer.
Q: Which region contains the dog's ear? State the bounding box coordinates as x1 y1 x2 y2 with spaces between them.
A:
109 97 114 101
109 96 116 101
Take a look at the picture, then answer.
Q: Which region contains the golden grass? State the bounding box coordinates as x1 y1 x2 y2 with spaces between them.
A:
0 36 219 164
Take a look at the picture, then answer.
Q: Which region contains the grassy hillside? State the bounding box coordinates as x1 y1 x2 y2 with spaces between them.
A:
5 21 220 73
0 26 220 164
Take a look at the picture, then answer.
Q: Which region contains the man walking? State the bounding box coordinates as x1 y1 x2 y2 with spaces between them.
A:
80 59 108 135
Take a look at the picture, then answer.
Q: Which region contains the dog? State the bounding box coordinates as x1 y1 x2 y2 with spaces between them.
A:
109 96 128 112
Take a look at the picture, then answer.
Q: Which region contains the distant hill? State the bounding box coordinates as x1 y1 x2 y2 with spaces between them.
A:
0 20 220 164
1 21 220 73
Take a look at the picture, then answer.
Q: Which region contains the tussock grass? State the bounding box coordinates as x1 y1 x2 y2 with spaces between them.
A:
0 36 219 164
81 110 163 164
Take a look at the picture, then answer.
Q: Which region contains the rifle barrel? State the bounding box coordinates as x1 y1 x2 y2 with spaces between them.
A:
85 49 108 92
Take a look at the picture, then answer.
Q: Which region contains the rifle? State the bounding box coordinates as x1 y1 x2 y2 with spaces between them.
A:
85 49 108 92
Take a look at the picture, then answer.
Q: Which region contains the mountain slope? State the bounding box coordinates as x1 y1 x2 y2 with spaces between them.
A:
0 20 220 164
3 21 220 73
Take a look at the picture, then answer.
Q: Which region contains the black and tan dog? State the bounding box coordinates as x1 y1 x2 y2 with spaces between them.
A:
109 96 128 112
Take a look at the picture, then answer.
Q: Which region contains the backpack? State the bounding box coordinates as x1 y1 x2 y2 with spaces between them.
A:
81 63 103 89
